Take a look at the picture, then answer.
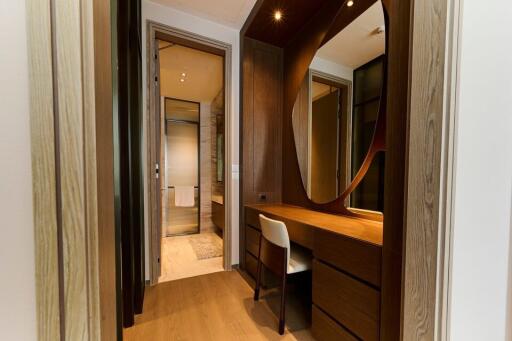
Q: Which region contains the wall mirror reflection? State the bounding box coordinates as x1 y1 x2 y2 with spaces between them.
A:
292 0 385 211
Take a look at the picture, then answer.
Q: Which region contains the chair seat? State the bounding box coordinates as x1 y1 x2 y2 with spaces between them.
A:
287 246 312 274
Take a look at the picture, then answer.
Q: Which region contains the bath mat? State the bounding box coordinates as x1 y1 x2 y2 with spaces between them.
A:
188 233 223 260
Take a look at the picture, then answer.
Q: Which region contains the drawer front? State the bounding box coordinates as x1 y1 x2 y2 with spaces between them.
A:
312 305 358 341
245 206 260 229
211 201 225 230
313 260 380 341
245 251 258 281
245 225 261 257
314 228 381 287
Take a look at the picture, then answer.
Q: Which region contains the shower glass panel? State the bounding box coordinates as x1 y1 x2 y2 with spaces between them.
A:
162 98 200 236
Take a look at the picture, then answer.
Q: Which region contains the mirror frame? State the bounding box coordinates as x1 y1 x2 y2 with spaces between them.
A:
282 0 388 221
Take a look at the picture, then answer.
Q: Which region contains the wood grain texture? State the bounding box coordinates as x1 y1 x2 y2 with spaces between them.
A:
402 0 449 339
82 0 101 338
379 1 410 339
26 0 61 339
92 0 117 338
246 204 383 246
245 0 329 47
54 0 90 338
29 0 109 338
124 270 314 340
314 228 382 287
313 260 380 341
242 38 283 204
311 305 358 341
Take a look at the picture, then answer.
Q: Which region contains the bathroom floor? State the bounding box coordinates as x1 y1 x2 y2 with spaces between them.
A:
158 232 224 283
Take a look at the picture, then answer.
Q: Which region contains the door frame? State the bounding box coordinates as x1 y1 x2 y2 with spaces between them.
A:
309 69 352 202
146 21 233 285
400 0 462 339
162 97 201 236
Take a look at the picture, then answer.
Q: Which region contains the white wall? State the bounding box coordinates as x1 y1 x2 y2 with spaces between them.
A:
0 0 37 340
310 56 353 82
142 1 241 277
449 1 512 340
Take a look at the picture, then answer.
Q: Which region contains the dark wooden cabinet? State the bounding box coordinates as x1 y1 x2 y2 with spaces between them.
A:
314 228 382 287
312 305 358 341
313 260 380 341
244 204 383 340
211 201 225 231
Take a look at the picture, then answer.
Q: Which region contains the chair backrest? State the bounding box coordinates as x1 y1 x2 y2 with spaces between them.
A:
259 214 290 267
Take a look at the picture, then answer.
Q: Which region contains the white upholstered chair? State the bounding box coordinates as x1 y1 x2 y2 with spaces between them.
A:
253 214 312 334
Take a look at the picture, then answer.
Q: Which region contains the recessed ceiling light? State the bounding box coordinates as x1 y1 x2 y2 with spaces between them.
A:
274 10 282 21
347 0 354 7
179 78 185 83
181 72 186 77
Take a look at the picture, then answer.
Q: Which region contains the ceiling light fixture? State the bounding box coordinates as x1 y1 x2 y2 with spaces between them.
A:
347 0 354 7
179 78 185 83
181 72 186 77
273 10 282 22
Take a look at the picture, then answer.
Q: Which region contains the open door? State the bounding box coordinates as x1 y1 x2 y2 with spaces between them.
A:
154 41 163 280
115 0 145 328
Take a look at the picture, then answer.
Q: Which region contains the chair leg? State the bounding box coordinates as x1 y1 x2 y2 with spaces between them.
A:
279 273 287 335
254 236 263 301
253 257 262 301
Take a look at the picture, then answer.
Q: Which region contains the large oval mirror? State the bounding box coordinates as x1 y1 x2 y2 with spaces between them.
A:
292 0 385 212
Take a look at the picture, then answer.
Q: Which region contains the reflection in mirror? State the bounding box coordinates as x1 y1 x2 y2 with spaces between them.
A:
292 0 385 208
351 58 385 211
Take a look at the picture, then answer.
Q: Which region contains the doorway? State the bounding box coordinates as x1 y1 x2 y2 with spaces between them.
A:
147 23 232 284
309 71 352 204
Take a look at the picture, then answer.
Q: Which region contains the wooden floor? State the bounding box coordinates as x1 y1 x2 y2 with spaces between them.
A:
124 271 315 341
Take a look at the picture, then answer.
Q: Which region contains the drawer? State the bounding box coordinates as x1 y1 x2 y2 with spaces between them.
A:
313 260 380 341
245 206 260 229
314 228 381 287
211 201 225 230
312 305 358 341
245 225 261 257
245 251 258 281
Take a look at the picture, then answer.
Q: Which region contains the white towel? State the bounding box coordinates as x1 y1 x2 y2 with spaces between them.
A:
174 186 195 207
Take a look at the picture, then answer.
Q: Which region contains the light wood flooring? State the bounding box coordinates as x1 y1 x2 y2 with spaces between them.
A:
159 234 224 283
124 271 314 341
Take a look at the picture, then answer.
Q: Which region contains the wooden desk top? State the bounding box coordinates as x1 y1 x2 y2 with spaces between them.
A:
245 203 383 246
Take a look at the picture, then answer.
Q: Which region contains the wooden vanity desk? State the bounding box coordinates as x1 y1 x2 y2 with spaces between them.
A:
244 203 383 341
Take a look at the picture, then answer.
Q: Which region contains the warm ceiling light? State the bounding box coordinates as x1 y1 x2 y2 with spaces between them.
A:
179 78 185 83
273 10 282 21
181 72 186 77
347 0 354 7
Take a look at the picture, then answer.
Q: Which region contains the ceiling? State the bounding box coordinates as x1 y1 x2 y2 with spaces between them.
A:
150 0 257 28
312 81 331 101
159 41 223 103
244 0 329 47
315 1 385 69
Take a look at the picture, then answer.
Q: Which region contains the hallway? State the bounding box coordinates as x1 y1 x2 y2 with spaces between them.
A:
158 233 224 282
124 271 314 341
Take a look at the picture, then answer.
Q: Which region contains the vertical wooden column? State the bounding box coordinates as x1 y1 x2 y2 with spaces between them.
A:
27 0 117 339
27 0 60 339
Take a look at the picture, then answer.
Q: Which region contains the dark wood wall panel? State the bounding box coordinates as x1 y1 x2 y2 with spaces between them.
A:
242 38 283 204
380 0 412 340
